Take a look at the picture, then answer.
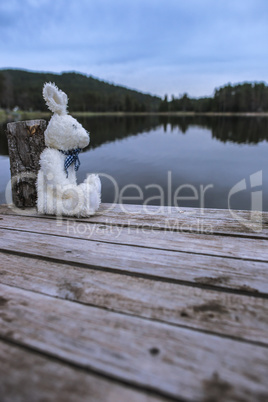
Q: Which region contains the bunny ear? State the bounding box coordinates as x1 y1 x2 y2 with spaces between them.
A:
43 82 68 115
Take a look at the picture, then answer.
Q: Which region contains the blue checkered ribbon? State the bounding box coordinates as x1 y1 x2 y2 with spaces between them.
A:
60 148 82 178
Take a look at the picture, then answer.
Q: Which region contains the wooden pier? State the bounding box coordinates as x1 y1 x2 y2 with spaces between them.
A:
0 203 267 401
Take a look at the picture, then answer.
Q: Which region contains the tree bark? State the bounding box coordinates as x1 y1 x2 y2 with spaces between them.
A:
6 120 46 208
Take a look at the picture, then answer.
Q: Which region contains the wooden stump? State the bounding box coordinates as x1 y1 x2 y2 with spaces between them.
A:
6 120 46 208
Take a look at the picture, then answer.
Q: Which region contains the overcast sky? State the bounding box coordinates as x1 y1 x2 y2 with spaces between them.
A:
0 0 268 98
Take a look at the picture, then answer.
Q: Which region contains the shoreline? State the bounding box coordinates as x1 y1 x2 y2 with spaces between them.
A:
1 110 268 123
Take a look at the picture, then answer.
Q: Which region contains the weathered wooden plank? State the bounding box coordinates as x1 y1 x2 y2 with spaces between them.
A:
97 204 267 234
0 284 267 401
0 228 267 294
1 203 267 237
1 201 265 223
2 202 257 220
1 252 268 346
0 341 166 402
88 207 267 237
0 213 267 262
97 203 266 222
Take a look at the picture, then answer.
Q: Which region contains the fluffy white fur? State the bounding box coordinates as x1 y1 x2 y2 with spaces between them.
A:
37 82 101 217
43 82 68 115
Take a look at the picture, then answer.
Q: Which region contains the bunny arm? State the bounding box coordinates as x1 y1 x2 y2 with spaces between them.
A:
39 148 77 187
37 148 101 216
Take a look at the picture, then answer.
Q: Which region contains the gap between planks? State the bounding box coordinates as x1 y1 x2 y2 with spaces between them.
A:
1 227 268 296
0 213 267 263
0 202 265 221
0 338 174 402
2 247 268 302
0 283 267 402
1 252 268 347
1 203 268 239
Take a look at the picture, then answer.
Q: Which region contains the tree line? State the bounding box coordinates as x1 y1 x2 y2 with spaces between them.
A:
1 69 268 113
0 69 161 112
159 82 268 113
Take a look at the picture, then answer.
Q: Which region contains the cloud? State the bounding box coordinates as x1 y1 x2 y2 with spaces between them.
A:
0 0 268 96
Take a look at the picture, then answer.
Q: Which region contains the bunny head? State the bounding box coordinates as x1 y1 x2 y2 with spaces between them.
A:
43 82 89 151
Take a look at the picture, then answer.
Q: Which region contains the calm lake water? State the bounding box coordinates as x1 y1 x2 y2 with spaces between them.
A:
0 114 268 211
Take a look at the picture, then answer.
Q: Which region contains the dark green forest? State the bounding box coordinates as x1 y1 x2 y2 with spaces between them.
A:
160 82 268 113
0 68 268 113
0 69 161 112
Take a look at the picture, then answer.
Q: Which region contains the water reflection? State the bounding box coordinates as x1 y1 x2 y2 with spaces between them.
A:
81 115 160 150
1 115 268 157
0 115 267 210
158 115 268 144
0 124 8 156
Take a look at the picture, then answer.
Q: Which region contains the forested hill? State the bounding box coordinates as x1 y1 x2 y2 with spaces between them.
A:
1 69 268 113
0 69 161 112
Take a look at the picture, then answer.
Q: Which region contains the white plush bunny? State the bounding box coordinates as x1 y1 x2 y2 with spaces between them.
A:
37 82 101 217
